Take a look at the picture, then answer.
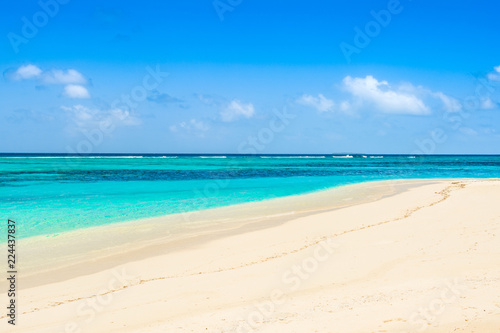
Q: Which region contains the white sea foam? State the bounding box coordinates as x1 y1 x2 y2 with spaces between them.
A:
260 156 325 159
87 156 144 158
0 156 162 159
1 156 75 159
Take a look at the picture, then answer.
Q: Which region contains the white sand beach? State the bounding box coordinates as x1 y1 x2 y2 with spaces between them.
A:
2 179 500 332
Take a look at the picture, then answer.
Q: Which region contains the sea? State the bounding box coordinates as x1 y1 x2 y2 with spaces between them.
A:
1 154 499 239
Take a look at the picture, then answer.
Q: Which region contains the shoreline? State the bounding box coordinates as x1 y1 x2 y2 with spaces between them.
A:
2 178 500 332
17 177 496 243
16 178 436 287
9 177 411 241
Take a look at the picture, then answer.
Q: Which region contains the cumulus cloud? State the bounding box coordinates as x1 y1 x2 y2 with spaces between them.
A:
295 75 480 117
487 65 500 81
196 93 223 107
13 64 42 80
8 64 90 99
169 119 210 137
342 75 431 115
42 69 86 85
220 100 255 122
10 65 86 84
296 94 334 112
64 85 90 99
62 104 140 134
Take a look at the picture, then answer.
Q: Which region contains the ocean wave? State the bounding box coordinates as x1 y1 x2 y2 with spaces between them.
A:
369 156 384 159
332 155 353 158
261 156 325 159
87 156 144 158
0 156 78 159
0 156 151 159
199 156 227 158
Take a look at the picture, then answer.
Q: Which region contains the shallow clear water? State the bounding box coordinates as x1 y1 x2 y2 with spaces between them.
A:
1 154 499 239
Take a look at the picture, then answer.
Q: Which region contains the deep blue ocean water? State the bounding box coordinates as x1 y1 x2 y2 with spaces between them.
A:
1 154 499 239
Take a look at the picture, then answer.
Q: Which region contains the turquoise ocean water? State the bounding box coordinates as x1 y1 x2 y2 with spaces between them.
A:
1 154 499 239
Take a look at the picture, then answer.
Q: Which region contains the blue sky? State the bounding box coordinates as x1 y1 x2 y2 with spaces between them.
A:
1 0 500 154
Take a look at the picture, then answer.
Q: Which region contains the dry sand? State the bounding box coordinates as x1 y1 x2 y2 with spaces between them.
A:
1 179 500 332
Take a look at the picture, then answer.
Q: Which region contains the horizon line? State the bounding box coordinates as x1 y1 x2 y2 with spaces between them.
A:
1 153 500 156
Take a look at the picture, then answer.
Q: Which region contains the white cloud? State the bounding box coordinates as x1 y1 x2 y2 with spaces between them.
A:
170 119 209 136
482 128 496 135
10 64 90 98
340 101 352 112
434 92 462 112
14 64 42 80
459 127 477 136
42 69 87 84
487 73 500 81
480 97 495 109
109 108 141 126
342 75 430 115
64 84 90 99
11 65 87 84
487 65 500 81
197 94 221 107
294 76 472 117
62 104 94 123
220 100 255 122
296 94 335 112
62 104 140 134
